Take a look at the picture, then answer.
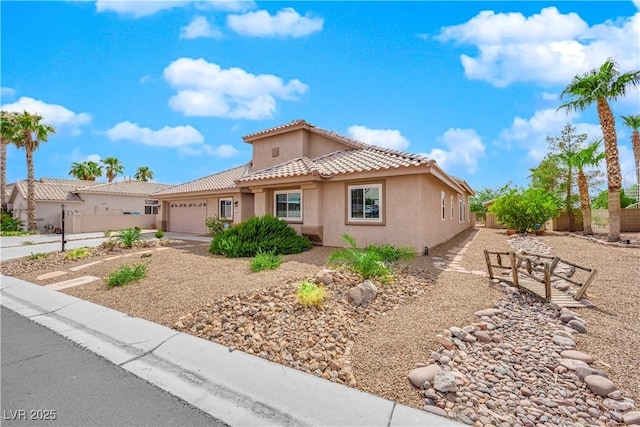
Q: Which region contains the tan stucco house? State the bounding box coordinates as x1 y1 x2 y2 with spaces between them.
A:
153 120 474 253
8 178 170 233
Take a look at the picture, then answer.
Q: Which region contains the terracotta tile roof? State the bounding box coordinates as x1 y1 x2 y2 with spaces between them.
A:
153 164 250 196
12 180 84 202
77 181 172 196
238 147 430 182
40 178 104 187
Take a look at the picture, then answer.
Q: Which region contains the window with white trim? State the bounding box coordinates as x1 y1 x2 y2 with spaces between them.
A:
348 184 382 222
441 191 446 221
459 196 464 222
145 199 159 215
450 195 454 219
275 191 302 221
219 198 233 220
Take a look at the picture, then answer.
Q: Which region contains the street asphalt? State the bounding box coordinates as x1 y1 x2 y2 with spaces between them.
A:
1 306 224 427
0 231 462 426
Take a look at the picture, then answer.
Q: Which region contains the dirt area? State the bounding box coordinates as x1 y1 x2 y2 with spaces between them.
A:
2 228 638 413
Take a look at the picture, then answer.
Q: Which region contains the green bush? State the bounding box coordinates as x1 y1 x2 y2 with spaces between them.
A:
107 263 148 287
205 215 231 237
65 247 91 260
210 215 312 258
27 252 46 260
154 230 165 239
365 243 415 263
489 187 560 233
1 212 24 232
296 279 327 307
249 250 283 272
328 234 392 280
115 228 142 248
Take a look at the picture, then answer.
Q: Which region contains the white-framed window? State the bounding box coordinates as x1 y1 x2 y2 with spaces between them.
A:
464 196 468 222
441 191 446 221
145 199 159 215
219 198 233 220
450 195 454 219
348 184 382 222
274 190 302 221
459 196 464 222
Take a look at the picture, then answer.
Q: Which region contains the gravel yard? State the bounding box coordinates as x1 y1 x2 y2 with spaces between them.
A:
1 227 638 424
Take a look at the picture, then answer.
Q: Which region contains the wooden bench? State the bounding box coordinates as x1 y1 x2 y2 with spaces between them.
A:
484 250 598 304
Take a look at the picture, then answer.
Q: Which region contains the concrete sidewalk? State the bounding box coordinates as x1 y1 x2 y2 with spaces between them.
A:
0 275 461 426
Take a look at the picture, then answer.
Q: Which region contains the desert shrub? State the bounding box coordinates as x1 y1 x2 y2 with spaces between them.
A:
328 234 394 280
106 263 147 287
65 247 91 260
134 226 141 232
205 215 231 237
114 228 142 248
249 250 283 272
209 215 312 258
296 279 327 307
366 243 415 263
1 230 31 236
1 212 24 232
27 252 46 260
103 230 112 238
154 230 165 239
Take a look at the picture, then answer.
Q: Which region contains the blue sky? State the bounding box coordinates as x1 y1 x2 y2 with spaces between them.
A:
2 1 639 192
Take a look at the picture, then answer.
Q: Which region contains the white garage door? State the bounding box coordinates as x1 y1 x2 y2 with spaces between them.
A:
169 200 207 234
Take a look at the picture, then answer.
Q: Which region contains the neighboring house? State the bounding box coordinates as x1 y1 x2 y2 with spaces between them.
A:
8 178 171 232
154 120 474 252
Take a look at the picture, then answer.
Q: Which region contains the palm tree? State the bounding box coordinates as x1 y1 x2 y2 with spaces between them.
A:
68 161 102 181
84 161 103 181
559 58 640 242
101 157 124 183
13 111 56 231
134 166 153 182
0 111 20 211
621 114 640 186
567 140 605 235
69 162 91 180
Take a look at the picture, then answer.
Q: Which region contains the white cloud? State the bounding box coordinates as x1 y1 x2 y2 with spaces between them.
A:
163 57 308 119
1 96 91 135
635 0 640 10
1 87 16 98
497 108 603 162
106 121 204 148
422 128 486 174
227 7 323 38
180 16 222 39
96 1 186 17
206 144 240 157
437 7 640 87
346 125 410 151
541 92 558 101
140 75 153 84
85 154 102 163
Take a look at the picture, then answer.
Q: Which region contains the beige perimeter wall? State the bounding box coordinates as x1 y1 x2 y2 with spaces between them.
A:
66 214 157 234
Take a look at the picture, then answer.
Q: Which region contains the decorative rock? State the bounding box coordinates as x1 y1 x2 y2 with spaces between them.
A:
558 358 587 371
603 398 635 412
474 308 502 317
552 335 576 348
449 326 467 339
584 375 617 397
559 313 575 323
474 331 492 343
348 280 377 306
575 365 608 380
560 350 594 364
314 269 335 285
623 412 640 425
436 334 454 350
433 370 458 393
568 319 587 333
608 390 622 400
408 365 440 388
422 405 448 417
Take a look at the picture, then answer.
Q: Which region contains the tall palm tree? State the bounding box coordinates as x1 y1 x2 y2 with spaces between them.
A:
101 157 124 183
13 111 56 231
0 111 20 211
567 140 605 235
621 114 640 186
559 58 640 242
134 166 153 182
84 161 103 181
69 162 91 180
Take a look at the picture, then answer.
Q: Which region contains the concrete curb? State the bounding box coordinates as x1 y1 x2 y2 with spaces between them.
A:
1 275 461 426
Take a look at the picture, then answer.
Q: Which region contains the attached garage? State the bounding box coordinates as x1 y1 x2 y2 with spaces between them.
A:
168 200 207 234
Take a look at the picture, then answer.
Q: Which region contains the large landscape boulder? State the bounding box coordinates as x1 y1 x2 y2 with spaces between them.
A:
408 365 440 388
348 280 377 306
584 375 617 397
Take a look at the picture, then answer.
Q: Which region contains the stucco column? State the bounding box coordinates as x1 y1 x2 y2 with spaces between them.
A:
251 188 267 217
